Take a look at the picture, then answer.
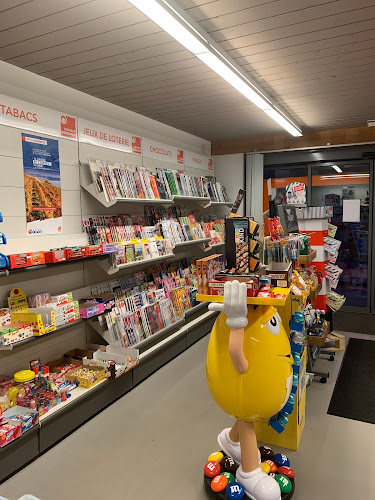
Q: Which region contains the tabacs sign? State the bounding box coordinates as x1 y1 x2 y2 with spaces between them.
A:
0 93 77 140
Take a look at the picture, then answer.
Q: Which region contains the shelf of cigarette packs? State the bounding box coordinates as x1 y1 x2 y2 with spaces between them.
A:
87 257 207 353
86 158 231 207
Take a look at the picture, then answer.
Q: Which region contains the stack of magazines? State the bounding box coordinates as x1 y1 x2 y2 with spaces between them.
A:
88 158 230 203
104 294 177 347
89 158 169 202
83 214 163 245
91 257 199 346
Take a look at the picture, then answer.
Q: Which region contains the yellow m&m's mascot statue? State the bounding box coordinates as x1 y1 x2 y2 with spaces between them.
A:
207 281 293 500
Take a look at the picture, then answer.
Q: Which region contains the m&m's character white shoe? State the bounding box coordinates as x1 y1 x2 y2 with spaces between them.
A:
236 466 281 500
217 428 261 464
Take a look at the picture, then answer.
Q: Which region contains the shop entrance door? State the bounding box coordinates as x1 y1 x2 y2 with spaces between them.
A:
311 161 372 311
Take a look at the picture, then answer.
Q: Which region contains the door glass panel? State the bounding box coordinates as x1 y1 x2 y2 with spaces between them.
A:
263 166 308 213
311 163 370 309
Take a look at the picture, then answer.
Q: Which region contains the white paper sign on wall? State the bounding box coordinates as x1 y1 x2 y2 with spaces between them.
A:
78 118 141 154
185 150 214 172
0 93 77 140
142 137 184 165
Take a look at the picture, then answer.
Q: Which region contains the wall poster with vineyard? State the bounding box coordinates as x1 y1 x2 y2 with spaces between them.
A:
22 133 62 235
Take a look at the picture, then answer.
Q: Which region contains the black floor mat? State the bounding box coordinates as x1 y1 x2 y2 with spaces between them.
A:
328 337 375 424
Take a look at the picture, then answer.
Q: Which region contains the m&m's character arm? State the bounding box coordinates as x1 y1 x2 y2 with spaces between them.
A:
209 281 249 374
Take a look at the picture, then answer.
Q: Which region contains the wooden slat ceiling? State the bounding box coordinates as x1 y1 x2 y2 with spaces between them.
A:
1 0 375 142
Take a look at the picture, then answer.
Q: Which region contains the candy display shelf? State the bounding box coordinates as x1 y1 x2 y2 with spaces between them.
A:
39 378 108 423
0 424 39 483
197 287 290 307
98 252 175 275
0 304 217 478
0 319 84 352
0 255 108 278
298 249 317 265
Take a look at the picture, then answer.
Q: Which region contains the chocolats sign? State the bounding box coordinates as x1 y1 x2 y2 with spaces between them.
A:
0 93 77 140
142 137 183 164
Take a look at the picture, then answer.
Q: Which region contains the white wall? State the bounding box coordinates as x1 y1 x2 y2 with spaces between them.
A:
213 153 245 215
0 61 210 154
0 61 212 375
0 60 211 254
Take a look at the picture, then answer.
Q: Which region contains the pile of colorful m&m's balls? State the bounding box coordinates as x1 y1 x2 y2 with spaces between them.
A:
204 446 295 499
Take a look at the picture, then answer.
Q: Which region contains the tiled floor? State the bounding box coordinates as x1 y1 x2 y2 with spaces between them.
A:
1 331 374 500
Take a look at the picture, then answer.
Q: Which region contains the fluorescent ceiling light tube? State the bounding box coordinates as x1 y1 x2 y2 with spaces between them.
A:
128 0 303 137
128 0 208 54
331 165 342 173
196 52 272 111
264 109 302 137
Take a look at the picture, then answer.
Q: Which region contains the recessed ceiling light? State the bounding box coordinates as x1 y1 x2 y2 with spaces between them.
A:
128 0 302 137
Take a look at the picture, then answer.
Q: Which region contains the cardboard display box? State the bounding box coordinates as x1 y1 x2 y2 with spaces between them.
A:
68 365 106 389
64 344 102 360
266 262 292 288
324 332 345 351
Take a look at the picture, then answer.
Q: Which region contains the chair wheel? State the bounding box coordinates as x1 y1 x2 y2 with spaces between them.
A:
320 377 327 384
329 355 335 361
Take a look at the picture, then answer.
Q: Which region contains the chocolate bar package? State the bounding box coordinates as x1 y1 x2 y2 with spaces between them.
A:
230 189 245 216
225 217 250 274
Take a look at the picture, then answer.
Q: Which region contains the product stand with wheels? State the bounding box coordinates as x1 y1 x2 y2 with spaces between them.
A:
297 210 334 383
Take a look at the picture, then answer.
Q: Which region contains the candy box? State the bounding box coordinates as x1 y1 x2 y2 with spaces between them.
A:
0 327 18 346
64 344 102 361
8 252 45 269
87 245 103 257
46 356 82 375
208 279 255 297
68 365 106 389
225 217 250 274
0 308 10 326
3 406 39 433
65 246 89 260
79 302 104 319
44 249 67 263
0 420 22 447
81 294 115 311
50 292 73 306
266 262 292 288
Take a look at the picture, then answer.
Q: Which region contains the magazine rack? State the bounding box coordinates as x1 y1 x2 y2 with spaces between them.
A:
80 163 173 208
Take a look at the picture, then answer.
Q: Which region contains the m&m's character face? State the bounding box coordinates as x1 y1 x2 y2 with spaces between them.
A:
207 305 293 421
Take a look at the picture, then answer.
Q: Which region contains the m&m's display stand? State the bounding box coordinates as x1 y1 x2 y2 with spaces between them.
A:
204 448 295 499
